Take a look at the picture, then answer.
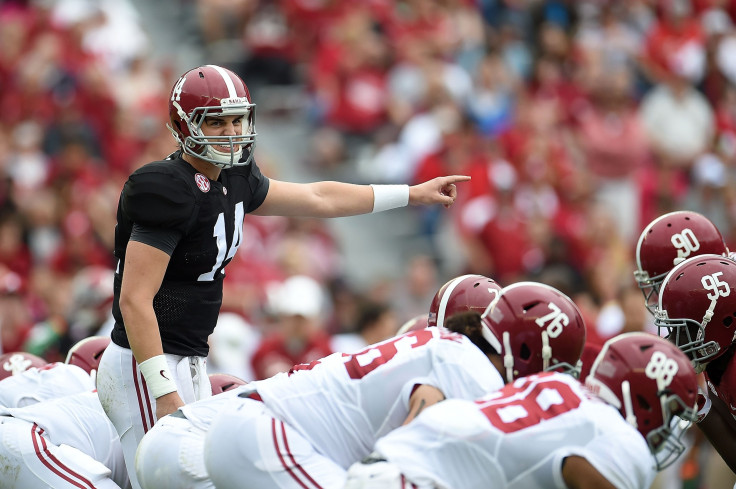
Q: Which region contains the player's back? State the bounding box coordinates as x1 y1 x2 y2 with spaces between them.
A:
375 372 654 489
0 363 94 408
255 328 504 468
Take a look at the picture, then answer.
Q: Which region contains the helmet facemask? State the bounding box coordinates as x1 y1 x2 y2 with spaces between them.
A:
654 312 721 373
169 101 257 169
647 393 697 471
634 268 666 316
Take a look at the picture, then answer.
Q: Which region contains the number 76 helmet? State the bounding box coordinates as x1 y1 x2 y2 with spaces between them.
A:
480 282 586 382
655 254 736 373
585 332 698 470
634 211 729 315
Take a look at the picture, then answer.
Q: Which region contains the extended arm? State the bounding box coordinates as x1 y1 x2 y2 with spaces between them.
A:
561 456 617 489
252 176 470 217
697 393 736 473
118 240 184 419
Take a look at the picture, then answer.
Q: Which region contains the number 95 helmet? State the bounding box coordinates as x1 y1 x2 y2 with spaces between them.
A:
634 211 729 315
655 254 736 373
585 332 698 470
168 65 257 169
480 282 586 382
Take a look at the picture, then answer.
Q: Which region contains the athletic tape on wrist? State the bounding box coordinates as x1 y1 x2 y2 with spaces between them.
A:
138 355 178 399
370 184 410 213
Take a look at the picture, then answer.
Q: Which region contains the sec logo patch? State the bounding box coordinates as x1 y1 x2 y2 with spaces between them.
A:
195 173 210 193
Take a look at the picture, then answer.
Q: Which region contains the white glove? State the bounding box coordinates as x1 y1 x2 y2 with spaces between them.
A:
344 455 405 489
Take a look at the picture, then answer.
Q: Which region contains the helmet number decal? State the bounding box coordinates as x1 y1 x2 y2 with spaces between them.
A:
172 77 186 102
671 228 700 264
702 272 730 301
535 302 569 338
645 351 679 388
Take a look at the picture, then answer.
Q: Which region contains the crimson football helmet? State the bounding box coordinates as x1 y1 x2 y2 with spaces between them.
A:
428 274 502 328
396 314 429 336
655 254 736 373
209 373 247 395
480 282 586 382
585 332 698 470
167 65 257 168
0 352 47 380
634 211 729 315
65 336 111 376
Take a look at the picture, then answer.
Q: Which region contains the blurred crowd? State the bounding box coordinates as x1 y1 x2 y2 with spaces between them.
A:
2 0 736 393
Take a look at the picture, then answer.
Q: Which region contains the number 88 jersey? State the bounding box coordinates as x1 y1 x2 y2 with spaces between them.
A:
253 328 506 469
374 372 655 489
111 153 269 357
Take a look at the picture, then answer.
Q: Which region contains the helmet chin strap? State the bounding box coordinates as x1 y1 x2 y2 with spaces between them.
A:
541 330 551 371
503 331 514 383
622 380 638 429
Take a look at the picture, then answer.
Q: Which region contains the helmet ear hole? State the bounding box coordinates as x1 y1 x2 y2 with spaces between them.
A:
520 343 531 360
723 316 733 327
637 394 652 413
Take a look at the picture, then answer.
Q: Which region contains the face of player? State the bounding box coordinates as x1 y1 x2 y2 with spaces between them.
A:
202 114 244 153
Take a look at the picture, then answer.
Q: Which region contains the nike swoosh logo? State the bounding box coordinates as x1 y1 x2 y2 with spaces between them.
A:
160 370 169 380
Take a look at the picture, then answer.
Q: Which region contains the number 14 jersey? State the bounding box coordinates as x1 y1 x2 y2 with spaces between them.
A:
254 328 505 469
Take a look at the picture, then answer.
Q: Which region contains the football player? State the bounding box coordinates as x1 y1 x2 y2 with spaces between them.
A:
189 282 584 489
134 373 246 489
634 210 732 315
96 64 471 489
344 332 698 489
655 254 736 473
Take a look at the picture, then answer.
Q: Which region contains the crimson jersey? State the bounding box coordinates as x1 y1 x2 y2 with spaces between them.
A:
111 151 269 356
374 372 654 489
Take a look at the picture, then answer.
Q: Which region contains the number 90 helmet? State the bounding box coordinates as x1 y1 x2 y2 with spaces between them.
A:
168 65 257 169
585 332 698 470
634 211 729 315
480 282 586 382
655 254 736 373
428 275 502 328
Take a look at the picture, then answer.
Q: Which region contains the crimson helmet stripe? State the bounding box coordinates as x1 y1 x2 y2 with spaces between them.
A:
436 274 477 328
207 64 239 99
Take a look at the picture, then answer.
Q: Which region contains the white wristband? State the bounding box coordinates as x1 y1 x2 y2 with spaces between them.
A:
370 184 410 213
138 355 177 399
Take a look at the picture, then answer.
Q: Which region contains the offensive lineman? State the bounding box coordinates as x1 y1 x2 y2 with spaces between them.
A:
343 333 698 489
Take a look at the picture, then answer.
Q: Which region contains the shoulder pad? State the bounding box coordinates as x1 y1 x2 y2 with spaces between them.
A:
121 164 196 232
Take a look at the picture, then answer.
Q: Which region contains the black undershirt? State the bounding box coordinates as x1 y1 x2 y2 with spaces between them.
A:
130 223 182 256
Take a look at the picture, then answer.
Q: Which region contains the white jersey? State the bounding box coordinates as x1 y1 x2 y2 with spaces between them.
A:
254 328 505 468
0 362 95 408
0 391 128 487
375 372 655 489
